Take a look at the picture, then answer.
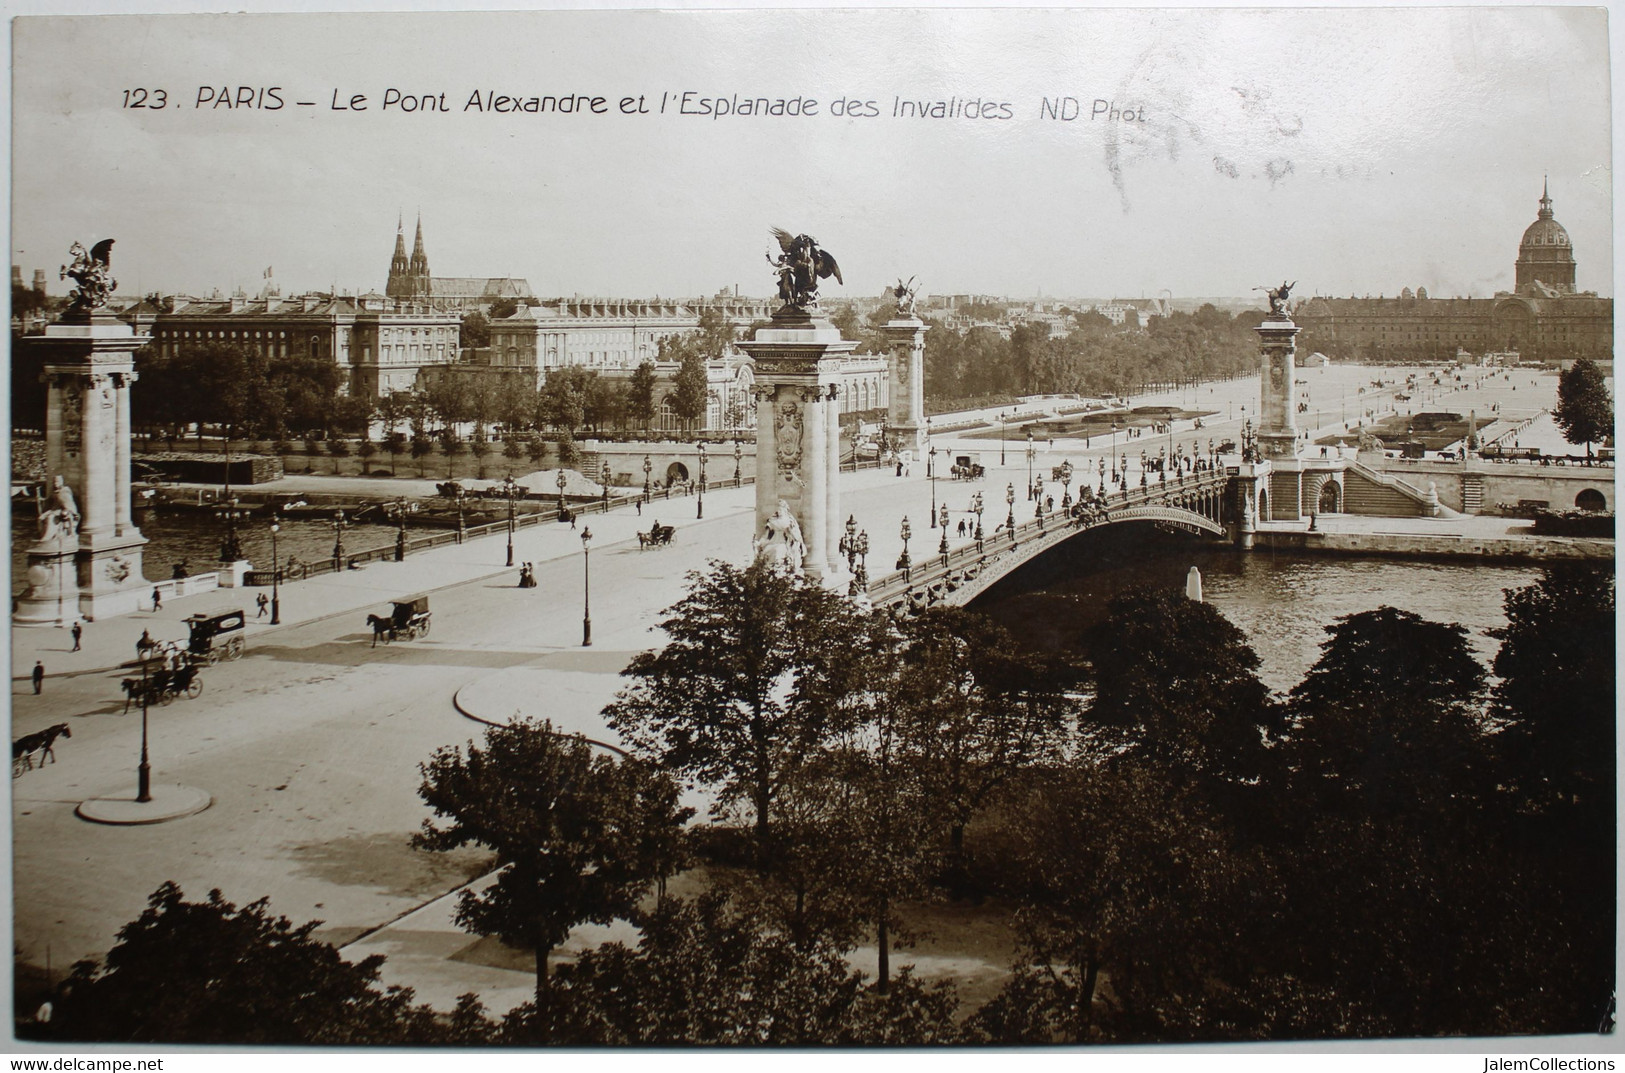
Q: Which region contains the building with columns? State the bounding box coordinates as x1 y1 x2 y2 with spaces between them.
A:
1293 182 1612 364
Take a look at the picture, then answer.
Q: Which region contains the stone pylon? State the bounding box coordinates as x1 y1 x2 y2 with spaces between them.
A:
880 313 928 457
14 311 150 624
1254 313 1301 461
738 306 857 583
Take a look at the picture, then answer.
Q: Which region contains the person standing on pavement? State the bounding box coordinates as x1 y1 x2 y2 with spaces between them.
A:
151 586 162 612
31 661 44 694
70 621 82 651
256 592 269 618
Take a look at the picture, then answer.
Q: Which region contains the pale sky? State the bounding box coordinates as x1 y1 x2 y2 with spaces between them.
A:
9 6 1614 302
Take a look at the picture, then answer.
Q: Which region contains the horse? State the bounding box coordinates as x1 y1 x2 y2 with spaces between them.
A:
366 614 394 647
13 723 71 772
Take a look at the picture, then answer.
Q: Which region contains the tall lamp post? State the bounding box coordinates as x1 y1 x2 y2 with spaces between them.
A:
842 514 858 573
454 489 467 544
928 444 937 528
557 469 568 518
1026 429 1036 500
972 491 984 550
136 651 152 803
1110 423 1119 482
502 475 520 567
643 455 652 503
696 442 707 519
330 510 347 572
269 512 282 625
938 504 949 561
1005 482 1016 545
1000 412 1008 466
733 439 742 482
218 497 245 563
580 527 593 647
898 516 912 582
389 496 414 562
851 529 870 594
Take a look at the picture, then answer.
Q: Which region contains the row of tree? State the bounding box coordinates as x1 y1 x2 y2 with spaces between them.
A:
921 304 1265 402
36 560 1614 1045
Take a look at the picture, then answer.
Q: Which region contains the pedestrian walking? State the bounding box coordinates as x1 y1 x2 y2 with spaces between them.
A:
256 593 269 618
636 498 642 517
151 586 162 612
32 661 44 694
70 621 82 651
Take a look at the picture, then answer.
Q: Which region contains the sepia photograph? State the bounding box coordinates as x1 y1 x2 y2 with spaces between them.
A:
5 3 1617 1054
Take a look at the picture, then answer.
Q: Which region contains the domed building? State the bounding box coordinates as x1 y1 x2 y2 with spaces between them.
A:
1293 181 1611 365
1514 179 1577 296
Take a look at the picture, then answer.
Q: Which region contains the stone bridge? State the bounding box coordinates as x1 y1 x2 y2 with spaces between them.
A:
865 468 1232 613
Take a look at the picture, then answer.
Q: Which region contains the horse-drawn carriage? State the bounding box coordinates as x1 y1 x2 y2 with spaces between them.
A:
368 595 432 646
951 454 985 481
121 660 203 711
637 523 676 550
185 609 246 664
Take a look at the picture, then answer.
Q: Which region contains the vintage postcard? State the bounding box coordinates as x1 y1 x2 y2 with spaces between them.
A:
7 4 1616 1057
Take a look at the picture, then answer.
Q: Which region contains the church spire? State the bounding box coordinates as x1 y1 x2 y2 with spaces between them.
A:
386 212 411 299
406 213 431 301
1538 175 1554 219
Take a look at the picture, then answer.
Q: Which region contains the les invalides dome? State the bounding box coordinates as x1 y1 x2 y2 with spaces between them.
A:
1515 179 1577 296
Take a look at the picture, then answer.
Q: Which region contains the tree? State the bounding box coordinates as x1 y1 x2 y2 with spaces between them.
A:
45 883 444 1044
606 561 863 866
627 361 658 430
460 309 492 350
327 436 350 474
523 891 960 1045
488 296 520 320
1491 565 1615 827
670 352 709 432
1088 588 1280 811
890 607 1073 861
1552 357 1613 462
968 763 1270 1044
414 720 689 1039
1488 565 1616 1034
1284 607 1488 817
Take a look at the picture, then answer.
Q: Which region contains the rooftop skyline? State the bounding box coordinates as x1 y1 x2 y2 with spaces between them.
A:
11 8 1613 301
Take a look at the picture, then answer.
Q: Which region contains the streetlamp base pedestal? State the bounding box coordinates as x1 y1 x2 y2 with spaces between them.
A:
76 783 212 825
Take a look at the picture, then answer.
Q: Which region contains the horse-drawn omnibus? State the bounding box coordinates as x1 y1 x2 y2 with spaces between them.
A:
185 609 246 664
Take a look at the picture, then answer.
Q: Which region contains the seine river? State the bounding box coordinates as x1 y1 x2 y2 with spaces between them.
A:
972 525 1542 695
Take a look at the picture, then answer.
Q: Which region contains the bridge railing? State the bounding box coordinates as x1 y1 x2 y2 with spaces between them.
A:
863 467 1229 608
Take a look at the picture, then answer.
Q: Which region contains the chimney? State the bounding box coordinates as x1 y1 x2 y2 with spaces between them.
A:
31 269 45 294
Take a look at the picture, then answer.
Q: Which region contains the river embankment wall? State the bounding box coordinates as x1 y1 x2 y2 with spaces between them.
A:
1255 528 1612 562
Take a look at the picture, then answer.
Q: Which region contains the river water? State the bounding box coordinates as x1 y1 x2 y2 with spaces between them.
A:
972 525 1542 695
9 506 400 596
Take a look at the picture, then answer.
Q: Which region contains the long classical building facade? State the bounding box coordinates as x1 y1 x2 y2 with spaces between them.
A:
120 292 462 399
1293 183 1612 364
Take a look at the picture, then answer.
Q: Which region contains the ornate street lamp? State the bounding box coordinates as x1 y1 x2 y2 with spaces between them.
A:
502 475 520 567
843 514 858 573
218 496 245 563
733 439 743 482
938 506 949 561
601 461 612 510
851 529 870 594
330 510 347 571
928 444 937 527
1000 411 1008 466
268 512 282 625
1025 429 1036 500
580 526 593 647
454 489 468 543
972 491 985 550
136 647 153 803
643 454 653 503
1110 423 1119 482
387 496 415 563
898 516 912 582
696 442 707 519
557 468 568 517
1005 482 1016 545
